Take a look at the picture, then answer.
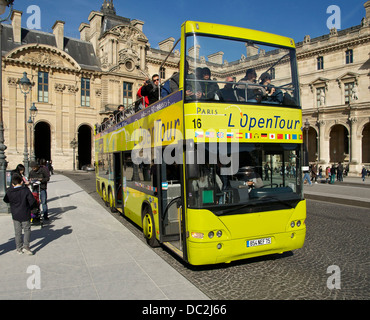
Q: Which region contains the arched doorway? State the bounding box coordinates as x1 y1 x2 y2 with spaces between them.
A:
330 124 349 163
362 123 370 164
303 127 318 163
34 121 51 161
78 125 92 169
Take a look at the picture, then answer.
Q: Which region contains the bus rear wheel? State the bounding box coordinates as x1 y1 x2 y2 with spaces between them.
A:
142 207 159 247
102 185 108 207
108 189 117 213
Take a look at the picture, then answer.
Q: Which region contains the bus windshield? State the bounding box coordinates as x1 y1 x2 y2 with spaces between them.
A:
185 34 300 107
187 143 302 213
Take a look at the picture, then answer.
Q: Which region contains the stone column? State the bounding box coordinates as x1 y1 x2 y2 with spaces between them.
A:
54 83 65 154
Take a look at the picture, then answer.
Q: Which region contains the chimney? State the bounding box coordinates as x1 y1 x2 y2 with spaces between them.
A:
188 45 200 59
208 51 224 64
79 23 90 41
246 44 259 57
365 1 370 20
158 37 175 52
11 10 22 43
52 20 65 50
131 19 144 32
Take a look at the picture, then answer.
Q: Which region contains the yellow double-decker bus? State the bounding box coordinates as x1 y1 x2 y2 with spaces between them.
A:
95 21 306 265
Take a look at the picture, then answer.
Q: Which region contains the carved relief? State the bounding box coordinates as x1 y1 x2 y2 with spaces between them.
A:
103 25 148 72
7 77 18 87
6 45 80 71
54 83 66 92
67 85 78 94
28 52 61 67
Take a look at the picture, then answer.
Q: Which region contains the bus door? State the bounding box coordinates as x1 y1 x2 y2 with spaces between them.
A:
113 152 123 213
159 159 185 257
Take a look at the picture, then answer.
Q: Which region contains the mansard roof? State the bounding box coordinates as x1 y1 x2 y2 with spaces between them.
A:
0 23 101 72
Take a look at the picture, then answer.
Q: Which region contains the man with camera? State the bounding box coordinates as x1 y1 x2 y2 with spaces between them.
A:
259 72 283 104
140 74 160 106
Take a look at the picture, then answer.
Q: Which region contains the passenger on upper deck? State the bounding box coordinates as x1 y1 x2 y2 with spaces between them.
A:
236 68 266 103
136 79 150 110
141 74 160 105
185 63 203 100
113 105 125 122
259 72 283 104
217 77 238 102
200 67 219 100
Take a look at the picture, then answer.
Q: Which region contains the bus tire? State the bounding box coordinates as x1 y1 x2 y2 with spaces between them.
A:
102 185 109 207
108 189 117 213
142 206 159 248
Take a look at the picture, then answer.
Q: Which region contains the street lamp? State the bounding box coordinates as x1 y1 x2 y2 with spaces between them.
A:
19 72 33 176
0 0 14 213
27 116 33 161
29 102 37 162
70 138 78 171
0 0 14 16
304 118 310 164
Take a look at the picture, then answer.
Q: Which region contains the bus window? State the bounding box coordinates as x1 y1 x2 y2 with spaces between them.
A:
186 143 302 211
185 34 300 107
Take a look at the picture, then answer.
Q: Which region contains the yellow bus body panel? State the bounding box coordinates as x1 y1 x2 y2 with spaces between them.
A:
184 21 295 48
186 200 306 265
184 102 303 143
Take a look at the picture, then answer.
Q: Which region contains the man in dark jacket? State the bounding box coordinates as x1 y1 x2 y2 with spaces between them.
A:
29 161 50 220
140 74 160 106
3 174 36 255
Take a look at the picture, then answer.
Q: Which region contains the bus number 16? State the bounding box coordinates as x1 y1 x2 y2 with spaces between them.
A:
192 118 202 129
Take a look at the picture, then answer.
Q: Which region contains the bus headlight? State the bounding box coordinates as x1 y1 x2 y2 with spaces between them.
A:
290 221 295 228
217 230 222 238
297 220 301 227
191 232 204 239
208 231 214 239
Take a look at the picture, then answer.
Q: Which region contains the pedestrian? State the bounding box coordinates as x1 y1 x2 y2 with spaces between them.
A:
325 166 330 183
330 164 336 184
29 161 50 220
3 174 37 255
337 162 343 182
311 164 317 184
361 166 367 182
47 160 54 175
303 166 312 185
11 164 29 186
319 166 323 179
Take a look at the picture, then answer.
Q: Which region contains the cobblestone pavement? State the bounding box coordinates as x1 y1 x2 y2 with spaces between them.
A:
61 171 369 300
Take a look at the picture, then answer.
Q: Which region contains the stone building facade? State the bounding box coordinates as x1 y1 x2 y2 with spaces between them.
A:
1 0 369 174
297 1 370 174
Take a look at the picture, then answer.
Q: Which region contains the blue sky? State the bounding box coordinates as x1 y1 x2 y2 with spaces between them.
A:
7 0 368 48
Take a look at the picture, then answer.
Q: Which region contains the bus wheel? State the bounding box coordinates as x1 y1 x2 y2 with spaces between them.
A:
102 186 108 207
142 207 159 247
108 189 117 213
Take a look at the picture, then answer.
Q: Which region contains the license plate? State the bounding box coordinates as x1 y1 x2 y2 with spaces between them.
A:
247 237 271 247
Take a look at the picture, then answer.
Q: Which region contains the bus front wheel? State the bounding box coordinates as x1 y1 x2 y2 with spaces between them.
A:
142 207 159 248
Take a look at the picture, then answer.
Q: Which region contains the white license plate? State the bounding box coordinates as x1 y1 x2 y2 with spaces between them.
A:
247 237 271 247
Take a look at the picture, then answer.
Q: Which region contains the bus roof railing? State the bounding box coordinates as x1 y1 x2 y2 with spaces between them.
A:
95 96 146 134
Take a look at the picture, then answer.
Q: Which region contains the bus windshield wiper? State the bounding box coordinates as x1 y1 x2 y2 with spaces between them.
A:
217 202 258 215
257 195 297 208
217 195 298 215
